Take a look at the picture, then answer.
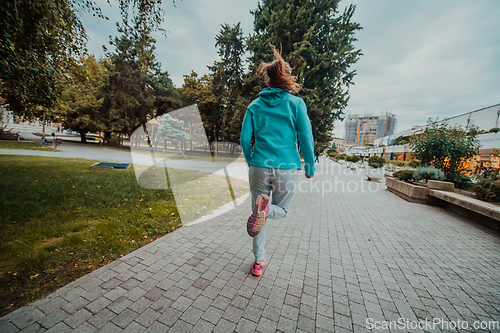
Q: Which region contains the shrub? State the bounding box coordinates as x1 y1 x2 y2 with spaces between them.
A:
393 170 414 183
350 155 361 163
412 166 446 182
408 160 420 168
384 164 397 171
368 155 386 168
472 178 500 202
338 153 348 160
452 174 472 190
326 147 337 154
328 151 338 158
410 121 481 179
387 160 408 167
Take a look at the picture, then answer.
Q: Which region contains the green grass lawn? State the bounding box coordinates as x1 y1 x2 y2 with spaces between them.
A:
0 155 249 316
0 140 57 151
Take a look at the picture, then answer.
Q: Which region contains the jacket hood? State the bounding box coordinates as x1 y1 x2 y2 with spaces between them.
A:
259 88 288 107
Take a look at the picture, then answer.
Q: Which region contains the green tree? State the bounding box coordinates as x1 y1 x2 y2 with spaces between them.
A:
247 0 362 144
155 114 190 155
55 56 109 142
409 121 481 180
0 0 173 118
0 0 85 117
102 21 180 141
326 143 337 154
178 72 219 144
391 135 410 146
208 23 247 151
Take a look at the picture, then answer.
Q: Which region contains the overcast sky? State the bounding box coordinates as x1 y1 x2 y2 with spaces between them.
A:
81 0 500 138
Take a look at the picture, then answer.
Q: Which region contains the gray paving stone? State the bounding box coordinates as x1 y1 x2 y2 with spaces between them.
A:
201 306 224 325
129 297 154 314
59 296 88 315
45 322 72 333
277 315 297 332
87 308 117 329
235 317 258 333
167 319 192 333
85 296 112 314
106 296 133 315
98 322 122 333
122 321 146 332
111 308 139 328
38 308 70 329
212 295 232 311
179 306 203 325
37 297 69 315
0 320 19 333
18 322 45 333
143 321 169 333
157 307 182 326
316 313 334 331
260 304 280 323
222 305 243 323
63 308 92 329
191 319 216 333
124 286 148 302
256 316 278 333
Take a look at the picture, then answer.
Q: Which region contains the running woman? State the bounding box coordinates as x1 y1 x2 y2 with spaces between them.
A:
240 46 315 276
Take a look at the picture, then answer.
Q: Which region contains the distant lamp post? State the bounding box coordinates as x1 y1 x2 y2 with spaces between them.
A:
52 132 58 149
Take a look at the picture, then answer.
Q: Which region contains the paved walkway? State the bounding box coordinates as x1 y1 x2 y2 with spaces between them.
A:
1 159 500 332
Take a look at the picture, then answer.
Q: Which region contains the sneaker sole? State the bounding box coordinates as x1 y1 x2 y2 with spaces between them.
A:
247 195 269 237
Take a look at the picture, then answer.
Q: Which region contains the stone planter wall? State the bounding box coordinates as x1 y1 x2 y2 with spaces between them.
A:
427 180 454 192
385 176 429 204
386 176 500 228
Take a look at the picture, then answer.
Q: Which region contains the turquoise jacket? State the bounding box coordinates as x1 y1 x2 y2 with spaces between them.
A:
240 88 315 177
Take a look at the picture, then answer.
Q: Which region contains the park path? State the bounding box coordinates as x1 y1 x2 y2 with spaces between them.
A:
0 140 249 181
1 158 500 332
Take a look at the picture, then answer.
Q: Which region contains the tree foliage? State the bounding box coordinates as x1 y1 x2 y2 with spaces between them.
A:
208 23 247 145
247 0 362 144
178 72 219 143
409 122 481 179
0 0 86 117
55 56 109 142
155 114 190 147
0 0 175 118
102 21 181 138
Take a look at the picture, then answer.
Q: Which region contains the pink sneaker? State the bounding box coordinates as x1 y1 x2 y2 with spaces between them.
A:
247 194 270 237
251 261 266 276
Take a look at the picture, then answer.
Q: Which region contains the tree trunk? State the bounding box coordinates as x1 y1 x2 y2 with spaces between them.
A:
104 131 111 144
80 131 87 143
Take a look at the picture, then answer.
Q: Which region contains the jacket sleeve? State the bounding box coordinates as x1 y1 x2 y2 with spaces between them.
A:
240 108 253 166
296 99 315 177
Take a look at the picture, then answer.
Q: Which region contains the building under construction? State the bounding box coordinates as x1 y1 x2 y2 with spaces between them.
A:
344 113 396 146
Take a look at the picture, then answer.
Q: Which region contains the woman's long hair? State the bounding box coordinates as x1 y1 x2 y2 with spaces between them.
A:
258 45 301 93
